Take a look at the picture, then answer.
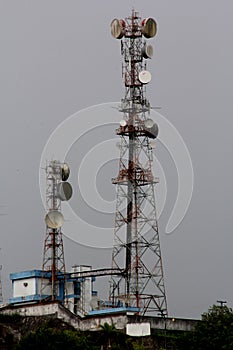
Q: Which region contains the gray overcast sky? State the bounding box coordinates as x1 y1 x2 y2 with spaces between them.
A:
0 0 233 319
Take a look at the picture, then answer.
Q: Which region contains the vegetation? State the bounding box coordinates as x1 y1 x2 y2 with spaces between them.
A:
100 322 116 349
177 304 233 350
99 322 133 349
15 326 93 350
0 313 21 324
14 321 140 350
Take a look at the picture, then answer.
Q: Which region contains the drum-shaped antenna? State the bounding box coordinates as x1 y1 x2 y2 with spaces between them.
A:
144 119 159 139
45 210 64 229
142 44 153 59
111 18 125 39
141 18 157 38
61 163 70 181
57 182 73 201
139 70 152 84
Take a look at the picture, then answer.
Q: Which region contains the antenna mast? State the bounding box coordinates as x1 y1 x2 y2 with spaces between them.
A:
41 161 72 302
110 10 167 315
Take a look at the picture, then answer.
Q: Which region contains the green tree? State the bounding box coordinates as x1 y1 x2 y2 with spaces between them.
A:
100 322 117 349
15 326 92 350
99 322 128 349
179 304 233 350
131 342 145 350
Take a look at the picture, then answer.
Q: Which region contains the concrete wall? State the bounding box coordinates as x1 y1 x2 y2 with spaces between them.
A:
127 315 198 332
0 302 198 332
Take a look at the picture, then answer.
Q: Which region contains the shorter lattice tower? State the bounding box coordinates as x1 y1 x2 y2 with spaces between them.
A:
41 160 72 302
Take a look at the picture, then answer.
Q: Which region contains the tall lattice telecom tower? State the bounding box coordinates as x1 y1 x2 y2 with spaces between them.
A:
109 10 167 315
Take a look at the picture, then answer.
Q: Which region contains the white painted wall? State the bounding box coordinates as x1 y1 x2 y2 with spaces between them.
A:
13 278 36 297
71 265 92 315
84 277 92 313
66 281 74 296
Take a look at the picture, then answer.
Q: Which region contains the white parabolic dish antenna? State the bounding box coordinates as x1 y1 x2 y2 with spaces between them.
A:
119 119 127 127
144 118 154 128
139 70 152 84
45 210 64 229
